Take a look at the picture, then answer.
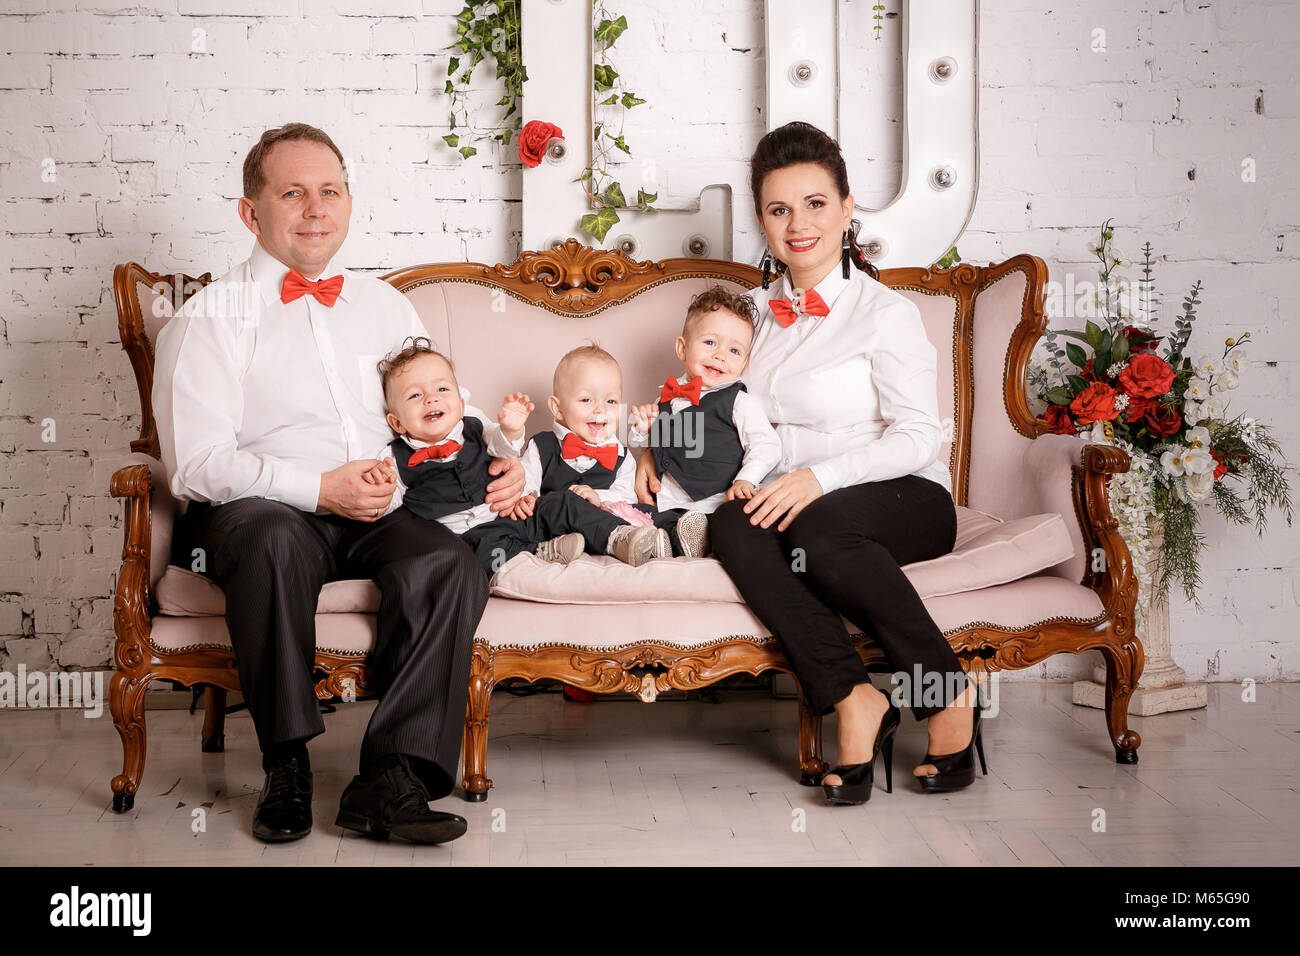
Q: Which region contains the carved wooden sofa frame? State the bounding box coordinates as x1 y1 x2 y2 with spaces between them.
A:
107 246 1142 813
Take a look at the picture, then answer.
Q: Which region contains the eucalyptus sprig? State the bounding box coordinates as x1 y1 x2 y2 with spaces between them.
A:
577 2 657 243
442 0 527 160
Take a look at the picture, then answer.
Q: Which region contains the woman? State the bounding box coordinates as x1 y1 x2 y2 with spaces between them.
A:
635 121 985 805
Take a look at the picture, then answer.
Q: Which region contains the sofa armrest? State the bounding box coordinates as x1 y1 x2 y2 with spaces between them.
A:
110 458 157 663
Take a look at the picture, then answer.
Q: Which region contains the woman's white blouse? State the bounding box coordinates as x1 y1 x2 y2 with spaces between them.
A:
742 268 953 497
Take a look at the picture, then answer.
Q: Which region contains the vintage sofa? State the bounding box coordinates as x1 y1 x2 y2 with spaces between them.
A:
107 242 1143 812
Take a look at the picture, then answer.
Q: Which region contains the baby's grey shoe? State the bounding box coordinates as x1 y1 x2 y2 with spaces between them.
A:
606 525 670 567
675 510 711 558
536 532 585 565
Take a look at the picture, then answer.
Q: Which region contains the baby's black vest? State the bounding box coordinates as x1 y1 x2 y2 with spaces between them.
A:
650 380 745 501
531 431 625 494
391 417 492 521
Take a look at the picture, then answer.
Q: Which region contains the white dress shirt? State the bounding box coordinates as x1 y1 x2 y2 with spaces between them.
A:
520 423 637 504
742 268 953 496
629 375 784 513
374 407 524 530
153 241 430 513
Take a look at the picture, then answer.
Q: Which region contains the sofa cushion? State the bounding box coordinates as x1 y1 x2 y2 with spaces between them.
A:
151 506 1072 616
488 506 1073 605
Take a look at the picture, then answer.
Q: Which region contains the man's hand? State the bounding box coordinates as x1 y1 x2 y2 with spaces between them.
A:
319 459 397 521
498 391 534 443
361 457 396 485
628 403 659 435
633 447 660 505
726 479 756 501
568 484 601 507
484 456 525 515
508 492 537 521
742 468 823 532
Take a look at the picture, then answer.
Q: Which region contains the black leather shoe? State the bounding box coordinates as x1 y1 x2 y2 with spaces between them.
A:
917 699 989 794
335 755 468 844
821 701 901 806
252 753 313 843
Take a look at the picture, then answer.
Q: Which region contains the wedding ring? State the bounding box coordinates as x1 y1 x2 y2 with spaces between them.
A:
372 508 379 517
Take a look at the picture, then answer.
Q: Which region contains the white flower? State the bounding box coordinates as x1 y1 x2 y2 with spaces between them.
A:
1218 369 1239 389
1182 445 1216 475
1195 355 1223 378
1203 397 1225 420
1089 421 1110 444
1161 446 1189 477
1184 470 1215 501
1114 394 1130 411
1183 400 1204 425
1228 353 1246 373
1107 362 1128 378
1184 425 1211 449
1184 377 1211 401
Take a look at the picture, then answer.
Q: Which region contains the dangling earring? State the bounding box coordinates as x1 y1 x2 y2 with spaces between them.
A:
841 230 852 279
760 247 773 289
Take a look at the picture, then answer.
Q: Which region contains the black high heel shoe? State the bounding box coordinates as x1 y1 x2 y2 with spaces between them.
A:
916 693 988 794
821 701 901 806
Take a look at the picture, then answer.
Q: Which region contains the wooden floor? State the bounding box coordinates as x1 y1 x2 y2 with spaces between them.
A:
1 681 1297 866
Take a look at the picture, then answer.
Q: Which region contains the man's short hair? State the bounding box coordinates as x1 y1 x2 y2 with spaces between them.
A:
377 336 453 407
683 285 759 339
243 122 347 199
553 342 621 395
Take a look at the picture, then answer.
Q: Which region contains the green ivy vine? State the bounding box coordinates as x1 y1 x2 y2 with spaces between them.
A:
442 0 526 160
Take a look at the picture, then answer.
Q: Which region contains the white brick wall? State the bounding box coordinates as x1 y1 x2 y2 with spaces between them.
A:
1 0 1296 684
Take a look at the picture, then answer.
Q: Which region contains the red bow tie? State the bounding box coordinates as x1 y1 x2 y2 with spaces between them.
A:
659 375 703 406
770 288 829 328
406 440 462 467
561 433 619 470
281 269 344 307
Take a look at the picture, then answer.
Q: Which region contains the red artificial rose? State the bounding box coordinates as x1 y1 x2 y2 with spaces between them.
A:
1042 404 1076 435
518 120 564 168
1122 325 1162 354
1069 382 1121 424
1117 352 1176 398
1210 449 1227 480
1122 395 1154 423
1142 401 1183 438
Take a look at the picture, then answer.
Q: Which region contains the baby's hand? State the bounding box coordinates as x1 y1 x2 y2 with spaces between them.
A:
569 484 602 507
498 391 535 440
508 492 537 521
363 458 396 486
629 403 659 434
726 480 756 500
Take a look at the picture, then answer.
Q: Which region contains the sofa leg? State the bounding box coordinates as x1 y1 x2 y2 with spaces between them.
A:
110 670 150 813
796 683 828 786
461 642 494 802
1098 640 1143 764
201 686 226 753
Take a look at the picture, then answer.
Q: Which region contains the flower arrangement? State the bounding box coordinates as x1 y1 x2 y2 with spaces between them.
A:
1027 220 1292 618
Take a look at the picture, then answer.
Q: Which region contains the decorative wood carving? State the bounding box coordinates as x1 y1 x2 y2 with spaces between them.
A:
110 248 1144 812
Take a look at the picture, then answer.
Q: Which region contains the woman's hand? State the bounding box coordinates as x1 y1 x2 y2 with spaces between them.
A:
742 468 823 531
484 457 526 515
633 447 660 505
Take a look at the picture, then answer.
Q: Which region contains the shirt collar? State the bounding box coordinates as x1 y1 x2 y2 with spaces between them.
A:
401 418 465 450
249 240 352 307
777 267 851 313
553 421 622 452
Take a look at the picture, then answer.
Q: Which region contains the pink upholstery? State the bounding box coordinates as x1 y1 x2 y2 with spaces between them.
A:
897 289 960 483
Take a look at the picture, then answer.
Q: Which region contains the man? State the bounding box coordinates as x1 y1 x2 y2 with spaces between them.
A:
153 122 525 844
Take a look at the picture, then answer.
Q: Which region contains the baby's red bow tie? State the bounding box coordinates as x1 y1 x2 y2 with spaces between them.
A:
407 440 462 466
281 269 344 306
561 433 618 470
659 375 703 405
770 288 829 328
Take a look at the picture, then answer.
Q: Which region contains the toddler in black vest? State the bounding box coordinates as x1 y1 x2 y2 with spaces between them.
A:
628 286 782 557
366 337 670 575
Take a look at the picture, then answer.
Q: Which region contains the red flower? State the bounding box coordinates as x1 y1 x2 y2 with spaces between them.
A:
1069 382 1121 424
1042 404 1076 435
1080 358 1102 383
1118 352 1176 398
1210 449 1227 480
1122 325 1162 354
1122 395 1154 423
1142 401 1183 438
518 120 564 168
